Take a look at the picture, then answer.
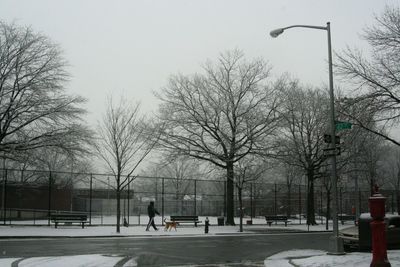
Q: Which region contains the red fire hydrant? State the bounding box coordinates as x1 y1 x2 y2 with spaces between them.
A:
369 185 391 267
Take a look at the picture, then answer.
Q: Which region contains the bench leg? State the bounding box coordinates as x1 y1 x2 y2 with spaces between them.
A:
267 222 272 226
284 222 287 227
195 222 197 227
82 222 84 229
55 222 58 228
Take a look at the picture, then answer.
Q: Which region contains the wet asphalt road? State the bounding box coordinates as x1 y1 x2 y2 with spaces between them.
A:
0 232 331 266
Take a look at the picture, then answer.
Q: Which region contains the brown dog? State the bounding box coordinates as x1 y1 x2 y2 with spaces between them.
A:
164 218 179 231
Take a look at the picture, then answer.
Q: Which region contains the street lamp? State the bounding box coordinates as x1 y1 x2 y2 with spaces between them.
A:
270 22 344 254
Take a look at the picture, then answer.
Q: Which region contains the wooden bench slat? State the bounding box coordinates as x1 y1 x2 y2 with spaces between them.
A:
50 213 87 229
265 215 290 227
170 216 200 227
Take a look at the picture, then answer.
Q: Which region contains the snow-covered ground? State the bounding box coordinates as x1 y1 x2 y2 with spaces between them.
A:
0 255 129 267
264 249 400 267
0 215 349 237
1 217 397 266
2 250 400 267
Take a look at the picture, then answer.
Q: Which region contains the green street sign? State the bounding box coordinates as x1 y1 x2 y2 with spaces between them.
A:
335 121 352 131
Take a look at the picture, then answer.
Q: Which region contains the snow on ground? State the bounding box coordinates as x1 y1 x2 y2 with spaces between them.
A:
0 258 19 267
3 250 400 267
0 255 133 267
0 215 351 237
264 249 400 267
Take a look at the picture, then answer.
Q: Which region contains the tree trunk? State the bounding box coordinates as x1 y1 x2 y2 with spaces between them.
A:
326 189 331 230
306 170 317 225
226 162 235 225
238 187 243 232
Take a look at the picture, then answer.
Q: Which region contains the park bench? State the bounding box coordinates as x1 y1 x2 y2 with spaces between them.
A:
338 214 356 225
265 215 290 226
170 215 201 227
50 213 88 228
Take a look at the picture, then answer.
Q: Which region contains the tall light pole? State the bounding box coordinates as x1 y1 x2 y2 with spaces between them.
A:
270 22 344 254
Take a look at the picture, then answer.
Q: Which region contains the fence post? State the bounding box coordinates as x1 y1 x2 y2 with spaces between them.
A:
2 169 7 225
391 192 394 214
48 171 52 226
340 186 343 216
123 190 126 220
155 178 158 207
320 187 323 225
127 177 130 225
162 178 165 224
89 174 93 225
299 183 302 225
250 183 253 220
224 181 227 217
274 183 277 217
306 178 308 226
194 180 197 215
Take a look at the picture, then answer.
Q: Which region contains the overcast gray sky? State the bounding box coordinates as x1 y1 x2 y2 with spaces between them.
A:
1 0 396 124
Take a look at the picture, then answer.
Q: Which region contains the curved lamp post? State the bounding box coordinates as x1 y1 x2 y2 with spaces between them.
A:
270 22 344 254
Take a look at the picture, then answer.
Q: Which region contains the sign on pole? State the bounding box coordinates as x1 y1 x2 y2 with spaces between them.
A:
324 134 340 144
323 146 341 156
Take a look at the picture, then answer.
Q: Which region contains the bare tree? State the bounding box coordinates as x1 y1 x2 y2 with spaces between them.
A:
155 50 281 225
336 5 400 146
235 157 269 232
277 81 329 225
378 144 400 214
95 97 158 233
336 92 392 197
154 155 207 214
0 21 90 155
280 162 302 218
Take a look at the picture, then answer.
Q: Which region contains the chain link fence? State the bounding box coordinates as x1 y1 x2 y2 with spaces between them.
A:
1 168 398 225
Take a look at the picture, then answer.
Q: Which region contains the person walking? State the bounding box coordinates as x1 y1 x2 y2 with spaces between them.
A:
146 201 160 231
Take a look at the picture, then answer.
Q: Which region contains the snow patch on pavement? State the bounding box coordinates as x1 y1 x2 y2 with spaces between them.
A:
265 249 400 267
264 249 326 267
267 249 326 259
0 258 20 266
0 254 123 267
122 257 137 267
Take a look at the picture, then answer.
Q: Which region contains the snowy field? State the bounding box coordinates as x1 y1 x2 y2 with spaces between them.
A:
0 215 352 237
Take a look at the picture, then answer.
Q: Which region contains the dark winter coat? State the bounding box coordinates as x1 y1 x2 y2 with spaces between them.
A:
147 203 160 218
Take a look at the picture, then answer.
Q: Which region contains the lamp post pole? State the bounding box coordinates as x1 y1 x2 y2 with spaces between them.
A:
270 22 343 254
